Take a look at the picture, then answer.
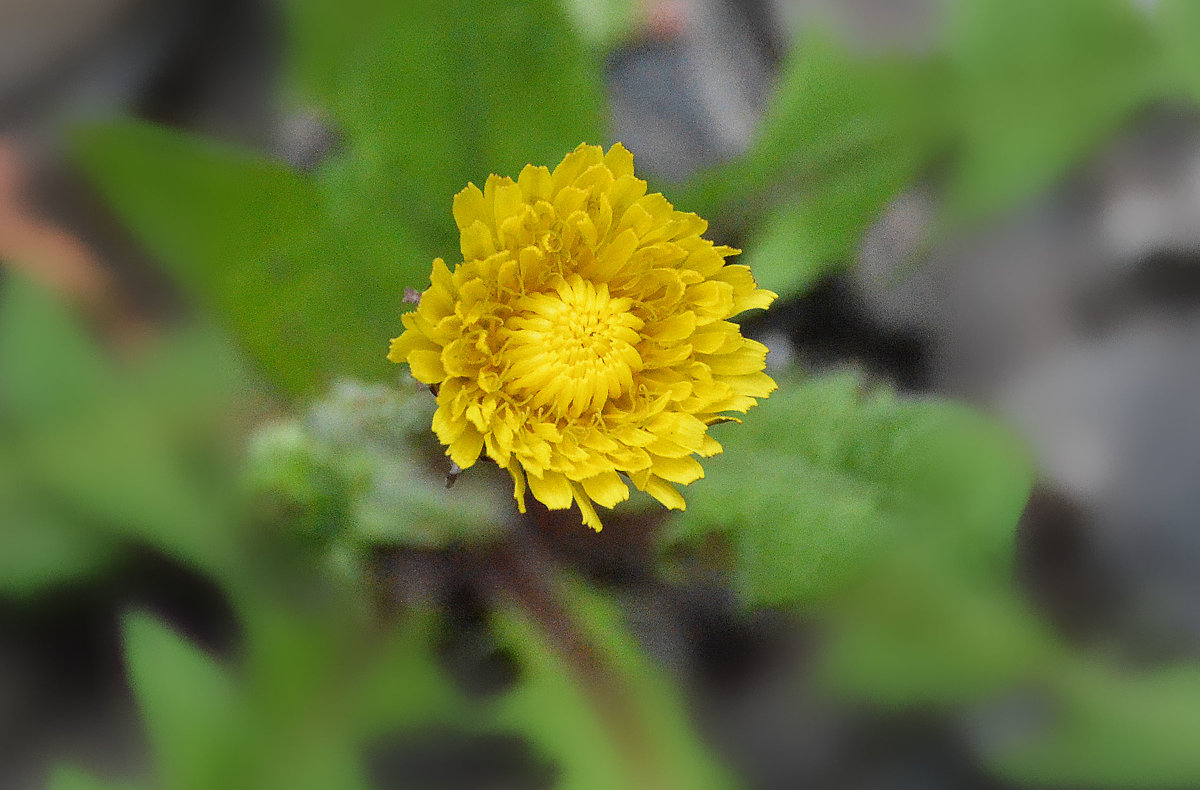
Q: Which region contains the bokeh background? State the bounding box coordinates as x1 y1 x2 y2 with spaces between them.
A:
5 1 1200 788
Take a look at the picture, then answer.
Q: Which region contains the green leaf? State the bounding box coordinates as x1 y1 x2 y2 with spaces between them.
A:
1156 0 1200 103
47 766 141 790
0 500 114 597
0 275 114 425
0 278 118 595
72 120 408 396
123 613 251 790
741 140 927 299
119 600 391 790
491 577 737 790
285 0 607 256
739 35 942 200
246 383 513 550
247 743 370 790
665 373 1032 609
19 411 236 575
946 0 1162 219
665 373 1050 707
991 662 1200 788
820 553 1057 706
0 275 237 581
230 598 452 790
689 35 943 298
352 611 467 737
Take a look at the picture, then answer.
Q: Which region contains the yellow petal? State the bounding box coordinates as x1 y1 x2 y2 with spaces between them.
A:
507 462 528 514
604 142 636 179
448 425 484 469
644 475 686 510
580 470 629 508
705 346 767 376
650 455 705 485
518 165 553 202
551 144 604 192
453 183 488 231
387 330 436 364
407 350 445 383
493 180 525 226
527 469 574 510
726 371 778 398
647 312 696 344
573 484 604 532
460 220 496 260
430 257 455 294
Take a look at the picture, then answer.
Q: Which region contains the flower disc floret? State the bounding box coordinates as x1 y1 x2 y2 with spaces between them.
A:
389 143 777 530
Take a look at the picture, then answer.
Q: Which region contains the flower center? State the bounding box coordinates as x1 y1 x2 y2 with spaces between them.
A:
501 274 644 417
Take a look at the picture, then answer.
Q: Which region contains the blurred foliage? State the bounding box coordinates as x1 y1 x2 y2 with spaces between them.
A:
284 0 605 255
1158 0 1200 103
661 371 1052 703
692 0 1200 298
989 661 1200 787
944 0 1163 220
74 0 604 398
703 35 947 297
491 577 736 789
245 379 512 549
72 120 407 398
662 371 1200 786
663 372 1032 609
1 0 1198 788
0 275 244 589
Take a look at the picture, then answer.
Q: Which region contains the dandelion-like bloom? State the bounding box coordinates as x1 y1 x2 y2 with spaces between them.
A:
389 143 776 530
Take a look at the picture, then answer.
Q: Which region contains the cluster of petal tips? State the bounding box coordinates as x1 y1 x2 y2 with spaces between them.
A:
389 143 777 530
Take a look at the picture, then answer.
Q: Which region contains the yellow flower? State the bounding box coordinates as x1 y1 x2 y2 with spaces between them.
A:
389 143 776 530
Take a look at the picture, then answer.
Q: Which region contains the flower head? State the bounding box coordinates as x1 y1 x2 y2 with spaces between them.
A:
389 143 776 530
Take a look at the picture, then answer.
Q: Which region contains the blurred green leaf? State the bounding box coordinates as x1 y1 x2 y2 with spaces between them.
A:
821 552 1057 706
116 597 424 790
231 594 462 790
285 0 607 256
738 35 942 200
72 120 407 396
741 140 928 298
237 580 371 724
246 381 511 550
0 278 119 595
0 275 239 580
19 409 237 575
664 372 1056 708
0 275 114 425
47 766 141 790
492 577 737 790
665 373 1032 609
235 577 459 730
123 613 251 790
0 498 114 597
248 743 369 790
352 610 467 737
946 0 1162 219
992 662 1200 788
690 35 943 299
1156 0 1200 103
